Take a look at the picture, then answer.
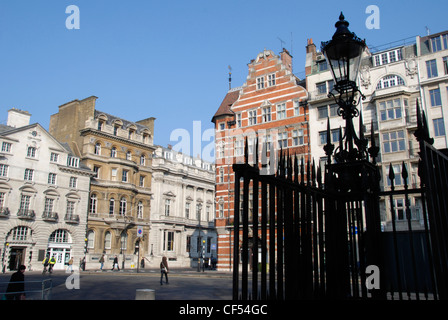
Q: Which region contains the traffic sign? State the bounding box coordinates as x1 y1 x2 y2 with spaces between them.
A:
137 226 143 237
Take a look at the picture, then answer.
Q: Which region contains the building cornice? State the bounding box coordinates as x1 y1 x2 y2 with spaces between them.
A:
80 128 156 151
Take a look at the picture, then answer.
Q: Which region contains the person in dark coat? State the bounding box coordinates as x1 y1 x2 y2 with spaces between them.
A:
160 256 169 285
111 256 120 270
5 265 26 300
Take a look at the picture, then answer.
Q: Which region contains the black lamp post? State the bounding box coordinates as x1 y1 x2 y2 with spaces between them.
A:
320 13 385 300
321 13 374 163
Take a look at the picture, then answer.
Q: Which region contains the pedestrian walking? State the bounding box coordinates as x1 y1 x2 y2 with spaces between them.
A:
160 256 169 285
111 256 120 271
99 254 105 270
5 265 26 300
80 257 86 271
67 257 74 272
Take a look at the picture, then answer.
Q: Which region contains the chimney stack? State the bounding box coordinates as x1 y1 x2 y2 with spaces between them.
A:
7 108 31 128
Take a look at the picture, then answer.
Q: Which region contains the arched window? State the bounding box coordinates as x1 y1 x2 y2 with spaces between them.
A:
376 75 405 90
111 147 117 158
49 229 70 243
137 201 143 218
140 154 146 166
104 231 111 250
109 198 115 215
87 230 95 249
12 226 30 241
119 197 127 215
89 194 97 214
95 143 101 155
120 231 127 251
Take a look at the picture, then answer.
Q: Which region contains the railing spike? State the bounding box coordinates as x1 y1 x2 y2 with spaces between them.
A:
301 157 305 184
317 164 322 188
401 161 408 186
388 163 395 188
294 154 299 183
324 117 335 157
244 136 249 164
255 135 259 167
312 159 316 187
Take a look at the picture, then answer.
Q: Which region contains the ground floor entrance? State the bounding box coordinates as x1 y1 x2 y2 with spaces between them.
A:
8 247 26 271
47 247 71 270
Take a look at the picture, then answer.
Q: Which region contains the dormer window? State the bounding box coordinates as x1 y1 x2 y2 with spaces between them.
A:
128 127 136 139
317 59 328 72
431 34 448 52
67 156 80 168
373 48 402 67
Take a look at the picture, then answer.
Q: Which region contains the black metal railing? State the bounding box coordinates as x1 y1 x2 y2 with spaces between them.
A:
232 100 448 300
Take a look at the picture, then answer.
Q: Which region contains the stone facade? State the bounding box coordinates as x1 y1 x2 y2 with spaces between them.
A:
305 29 448 231
0 109 93 272
148 146 216 269
49 97 155 269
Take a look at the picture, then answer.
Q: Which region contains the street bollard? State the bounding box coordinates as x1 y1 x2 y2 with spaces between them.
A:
135 289 155 300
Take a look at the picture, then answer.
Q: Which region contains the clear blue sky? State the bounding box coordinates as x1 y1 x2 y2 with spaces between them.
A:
1 0 447 161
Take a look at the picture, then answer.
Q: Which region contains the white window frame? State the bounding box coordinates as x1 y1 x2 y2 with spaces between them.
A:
1 142 12 153
379 98 402 121
267 73 276 87
277 103 286 120
89 194 97 214
137 201 143 219
376 75 405 90
278 132 288 149
256 76 265 90
27 146 36 158
262 106 271 123
383 130 406 153
69 177 77 188
164 199 171 216
163 230 175 252
94 143 101 155
0 164 8 177
120 197 127 216
50 152 59 163
292 129 304 146
236 113 242 128
122 169 129 182
24 169 34 181
373 48 403 66
48 173 57 185
248 109 257 126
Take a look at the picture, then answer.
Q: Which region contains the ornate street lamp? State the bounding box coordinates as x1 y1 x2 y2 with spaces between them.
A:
321 13 374 163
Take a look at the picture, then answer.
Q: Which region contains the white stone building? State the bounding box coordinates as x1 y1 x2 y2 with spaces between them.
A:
0 109 93 271
148 145 216 269
305 34 429 231
416 31 448 150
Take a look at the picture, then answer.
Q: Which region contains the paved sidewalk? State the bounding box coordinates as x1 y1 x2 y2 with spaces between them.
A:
81 267 233 278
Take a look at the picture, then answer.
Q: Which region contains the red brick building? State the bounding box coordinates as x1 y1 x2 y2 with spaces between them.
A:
212 49 309 270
